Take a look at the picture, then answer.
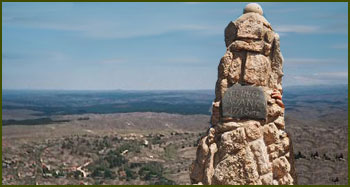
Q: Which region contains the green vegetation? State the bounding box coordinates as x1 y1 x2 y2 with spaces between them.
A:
116 141 141 154
104 151 127 168
163 144 177 160
138 162 175 185
3 128 201 184
90 166 115 179
124 167 137 181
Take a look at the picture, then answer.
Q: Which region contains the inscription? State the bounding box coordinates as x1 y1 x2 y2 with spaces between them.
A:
222 84 267 120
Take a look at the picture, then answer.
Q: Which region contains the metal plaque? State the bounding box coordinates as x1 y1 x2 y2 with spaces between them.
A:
222 84 267 120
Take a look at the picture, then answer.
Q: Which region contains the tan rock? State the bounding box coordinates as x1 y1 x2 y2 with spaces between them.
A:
190 3 295 185
250 139 271 175
274 116 285 129
219 127 246 153
211 103 220 125
213 148 260 185
190 136 209 183
264 30 275 43
280 136 290 154
235 12 271 35
230 40 264 53
244 52 271 86
243 3 263 16
244 121 262 140
272 180 279 185
215 121 241 133
227 53 243 85
218 52 233 79
260 172 273 185
204 143 218 185
213 153 247 185
269 151 279 161
262 123 279 145
279 173 294 185
207 128 216 144
236 16 263 40
267 144 276 153
263 42 272 56
272 156 290 178
224 21 237 47
267 103 284 118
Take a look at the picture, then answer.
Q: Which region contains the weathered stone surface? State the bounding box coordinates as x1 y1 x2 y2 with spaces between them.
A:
190 3 295 185
219 127 246 154
244 121 262 140
260 172 273 185
221 84 267 120
243 3 263 16
213 147 262 185
264 30 275 43
215 121 241 133
272 156 291 178
250 139 271 175
212 151 248 185
279 173 294 185
218 52 233 79
236 16 263 39
190 136 209 184
227 53 242 85
211 102 220 125
263 123 279 145
224 21 237 47
204 142 217 184
274 116 285 129
244 52 271 86
230 40 264 52
267 103 284 119
235 13 271 34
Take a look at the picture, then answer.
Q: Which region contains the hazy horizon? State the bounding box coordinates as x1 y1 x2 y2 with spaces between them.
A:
2 83 348 94
2 2 348 90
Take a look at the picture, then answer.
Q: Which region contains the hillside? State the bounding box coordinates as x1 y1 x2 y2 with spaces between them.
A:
2 84 348 185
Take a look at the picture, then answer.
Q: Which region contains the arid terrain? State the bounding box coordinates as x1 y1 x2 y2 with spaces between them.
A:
2 85 348 185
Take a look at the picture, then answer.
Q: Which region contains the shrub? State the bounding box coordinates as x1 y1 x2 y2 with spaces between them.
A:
163 144 177 160
90 166 115 179
125 167 137 181
116 141 141 153
105 151 127 168
138 162 163 180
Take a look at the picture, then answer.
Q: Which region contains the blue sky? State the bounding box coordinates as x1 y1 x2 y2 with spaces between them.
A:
2 2 348 90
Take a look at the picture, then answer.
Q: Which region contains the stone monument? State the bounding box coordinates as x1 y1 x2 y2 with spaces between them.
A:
189 3 297 185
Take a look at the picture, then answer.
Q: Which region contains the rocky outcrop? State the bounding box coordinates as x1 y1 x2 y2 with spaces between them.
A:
190 3 296 185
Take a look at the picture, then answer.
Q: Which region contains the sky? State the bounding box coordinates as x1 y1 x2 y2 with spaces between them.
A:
2 2 348 90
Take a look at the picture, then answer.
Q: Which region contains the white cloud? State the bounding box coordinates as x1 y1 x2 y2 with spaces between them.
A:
330 44 348 49
284 58 343 65
285 71 348 86
100 58 127 65
313 72 348 79
275 23 347 35
165 57 201 64
275 25 319 34
3 51 70 64
4 15 220 39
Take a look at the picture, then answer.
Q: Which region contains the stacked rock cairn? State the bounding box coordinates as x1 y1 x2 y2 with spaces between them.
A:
190 3 297 185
